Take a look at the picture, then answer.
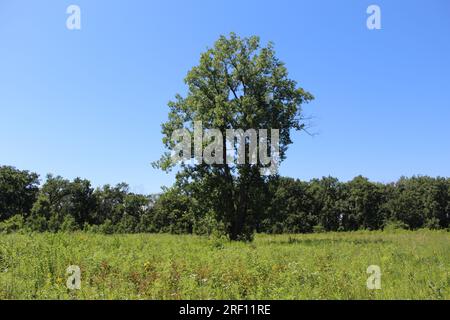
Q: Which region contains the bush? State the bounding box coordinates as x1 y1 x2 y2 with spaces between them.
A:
60 215 78 232
193 211 222 236
0 215 24 234
383 219 408 232
313 224 325 233
99 219 115 234
25 215 48 232
424 217 441 230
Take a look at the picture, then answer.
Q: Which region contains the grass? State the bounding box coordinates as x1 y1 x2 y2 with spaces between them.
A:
0 230 448 299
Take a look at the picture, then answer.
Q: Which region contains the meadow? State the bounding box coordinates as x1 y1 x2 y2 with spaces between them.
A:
0 230 448 300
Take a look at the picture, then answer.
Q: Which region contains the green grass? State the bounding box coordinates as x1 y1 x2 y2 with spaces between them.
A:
0 230 448 299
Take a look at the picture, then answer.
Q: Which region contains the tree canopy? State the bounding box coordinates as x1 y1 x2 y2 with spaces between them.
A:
155 33 314 240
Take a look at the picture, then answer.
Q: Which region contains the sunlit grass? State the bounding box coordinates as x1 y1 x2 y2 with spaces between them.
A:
0 230 448 299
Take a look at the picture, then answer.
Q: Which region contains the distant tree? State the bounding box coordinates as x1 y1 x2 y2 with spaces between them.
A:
0 166 39 221
308 177 343 232
342 176 384 230
115 193 152 233
261 177 316 233
93 183 129 225
155 33 313 241
446 178 450 229
3 164 448 234
28 175 96 231
383 176 449 229
152 187 194 234
28 175 70 231
68 178 97 226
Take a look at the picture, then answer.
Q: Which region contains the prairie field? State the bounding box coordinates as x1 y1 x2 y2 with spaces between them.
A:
0 230 448 300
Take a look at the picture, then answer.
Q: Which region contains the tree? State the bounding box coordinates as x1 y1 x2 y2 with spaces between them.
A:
341 176 384 230
382 176 450 230
93 183 129 225
308 177 343 232
261 177 316 234
28 175 71 231
28 175 96 231
116 193 153 233
152 187 194 234
0 166 39 221
155 33 313 240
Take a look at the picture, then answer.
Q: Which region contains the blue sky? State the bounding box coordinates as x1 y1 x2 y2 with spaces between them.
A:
1 0 449 194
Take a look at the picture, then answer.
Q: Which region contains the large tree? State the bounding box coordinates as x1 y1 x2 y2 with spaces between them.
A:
155 33 313 240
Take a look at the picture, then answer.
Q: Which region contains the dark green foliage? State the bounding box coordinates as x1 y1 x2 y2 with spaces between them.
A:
28 175 97 232
0 165 449 235
0 215 24 234
381 176 449 229
0 166 39 220
260 177 316 233
341 176 385 231
151 187 194 234
257 175 449 234
154 33 313 241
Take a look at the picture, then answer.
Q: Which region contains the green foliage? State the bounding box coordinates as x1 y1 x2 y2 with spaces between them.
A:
22 176 158 234
98 219 115 234
0 166 39 220
424 217 441 230
154 33 313 241
60 215 77 232
27 175 97 232
151 187 194 234
258 175 450 234
383 219 408 232
382 176 449 229
312 224 325 233
0 164 449 235
342 176 384 230
0 215 24 234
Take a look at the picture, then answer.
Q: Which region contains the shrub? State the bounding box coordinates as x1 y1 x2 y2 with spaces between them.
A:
0 215 24 234
424 217 441 230
60 215 78 232
313 224 325 233
383 219 408 232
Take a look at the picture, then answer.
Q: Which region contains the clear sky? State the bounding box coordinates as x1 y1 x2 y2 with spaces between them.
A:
1 0 449 194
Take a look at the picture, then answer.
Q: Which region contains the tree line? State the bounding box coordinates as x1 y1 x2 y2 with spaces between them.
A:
1 165 448 236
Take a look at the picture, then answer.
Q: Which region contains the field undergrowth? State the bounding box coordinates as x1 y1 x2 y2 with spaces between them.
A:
0 230 448 299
